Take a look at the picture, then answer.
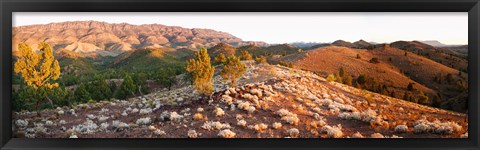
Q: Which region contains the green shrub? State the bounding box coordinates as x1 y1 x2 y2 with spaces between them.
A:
326 74 336 82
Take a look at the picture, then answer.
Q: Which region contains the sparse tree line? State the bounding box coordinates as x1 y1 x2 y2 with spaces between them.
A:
13 43 250 112
12 43 184 112
325 66 447 108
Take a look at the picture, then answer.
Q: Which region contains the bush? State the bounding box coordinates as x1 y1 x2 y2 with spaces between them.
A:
432 94 442 108
115 74 136 99
74 83 91 103
357 74 366 85
335 73 343 83
186 47 215 96
13 86 73 111
278 61 294 68
369 57 380 64
326 74 336 82
255 56 268 64
131 72 149 96
417 92 429 105
239 50 253 60
220 55 246 87
87 75 113 101
353 82 360 88
407 83 415 91
156 68 177 90
343 75 352 86
214 53 227 64
338 67 346 77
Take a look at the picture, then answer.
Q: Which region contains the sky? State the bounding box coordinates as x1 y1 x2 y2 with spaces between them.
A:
13 12 468 45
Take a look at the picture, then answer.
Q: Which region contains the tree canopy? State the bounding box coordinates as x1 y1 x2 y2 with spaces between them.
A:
186 47 215 96
220 55 246 87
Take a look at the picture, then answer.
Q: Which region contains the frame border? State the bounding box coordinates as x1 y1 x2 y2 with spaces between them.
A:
1 0 479 150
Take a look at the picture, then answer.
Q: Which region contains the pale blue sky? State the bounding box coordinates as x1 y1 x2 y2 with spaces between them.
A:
13 12 468 45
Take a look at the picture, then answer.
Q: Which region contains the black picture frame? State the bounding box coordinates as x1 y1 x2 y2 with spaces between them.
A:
1 0 479 150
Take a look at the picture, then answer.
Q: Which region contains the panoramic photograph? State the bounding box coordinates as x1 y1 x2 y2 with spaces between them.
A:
11 12 468 138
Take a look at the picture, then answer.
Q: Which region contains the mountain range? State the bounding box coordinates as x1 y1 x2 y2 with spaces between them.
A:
13 21 268 56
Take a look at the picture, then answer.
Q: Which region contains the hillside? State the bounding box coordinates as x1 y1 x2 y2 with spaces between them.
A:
389 41 468 72
208 43 237 58
419 40 448 47
12 21 268 56
332 40 355 48
280 45 467 112
352 40 372 49
109 48 185 71
12 62 468 138
236 44 300 57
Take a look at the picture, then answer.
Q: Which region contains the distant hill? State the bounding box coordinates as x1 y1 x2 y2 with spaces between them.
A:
389 41 468 72
208 43 237 57
443 45 468 56
418 40 465 48
331 40 356 48
352 40 372 49
12 21 268 56
289 42 326 49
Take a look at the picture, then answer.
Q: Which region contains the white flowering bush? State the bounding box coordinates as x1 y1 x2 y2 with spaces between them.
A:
188 130 198 138
218 129 236 138
250 89 263 97
287 128 299 138
222 95 234 104
213 108 225 117
154 129 166 136
351 132 364 138
139 108 153 115
237 120 247 127
98 115 109 123
272 122 282 129
170 112 184 122
15 119 29 128
395 125 408 133
370 133 385 138
135 117 152 126
74 119 98 134
112 120 129 129
253 123 268 132
201 121 231 131
413 119 463 135
321 124 343 138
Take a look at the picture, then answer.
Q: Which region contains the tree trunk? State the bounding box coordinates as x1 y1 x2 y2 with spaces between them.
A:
45 95 54 107
35 100 41 117
130 90 137 98
138 85 145 98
